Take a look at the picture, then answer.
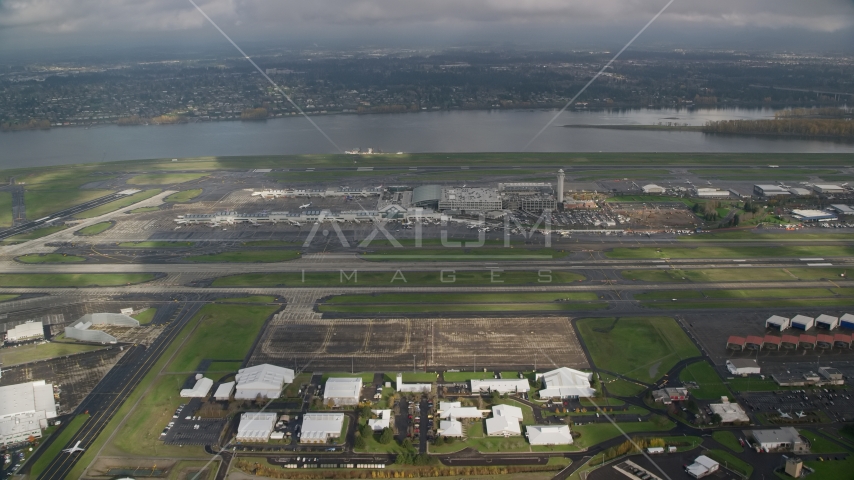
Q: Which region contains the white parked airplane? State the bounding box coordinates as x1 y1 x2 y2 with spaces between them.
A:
777 409 792 419
299 203 312 209
796 411 807 418
63 441 85 454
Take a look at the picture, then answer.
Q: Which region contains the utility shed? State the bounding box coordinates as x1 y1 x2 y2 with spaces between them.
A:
815 314 839 330
791 315 815 331
765 315 790 331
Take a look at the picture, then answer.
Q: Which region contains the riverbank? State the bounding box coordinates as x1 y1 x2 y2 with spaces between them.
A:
562 124 704 132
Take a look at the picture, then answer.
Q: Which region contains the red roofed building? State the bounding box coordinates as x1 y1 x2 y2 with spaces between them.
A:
781 335 800 349
726 336 746 351
799 334 817 349
834 333 852 349
763 335 782 350
816 334 834 349
745 335 764 350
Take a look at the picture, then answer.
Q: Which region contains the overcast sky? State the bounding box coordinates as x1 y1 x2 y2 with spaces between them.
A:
1 0 853 61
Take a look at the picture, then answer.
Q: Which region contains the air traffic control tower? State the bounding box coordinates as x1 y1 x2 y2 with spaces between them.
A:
557 169 565 202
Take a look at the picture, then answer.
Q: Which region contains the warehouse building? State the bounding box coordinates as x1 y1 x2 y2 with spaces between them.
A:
726 359 761 376
236 412 277 443
685 455 719 478
789 187 812 196
791 209 837 222
486 404 523 437
642 184 666 194
829 204 854 215
395 373 431 394
213 381 235 401
791 315 815 330
816 314 840 330
819 367 844 385
813 184 845 194
300 413 344 444
765 315 791 331
754 184 790 197
180 375 213 398
749 427 807 453
0 380 57 447
64 313 139 344
526 425 573 445
538 367 596 399
4 321 44 344
323 377 363 406
438 187 502 213
234 364 294 400
470 378 530 394
709 399 749 425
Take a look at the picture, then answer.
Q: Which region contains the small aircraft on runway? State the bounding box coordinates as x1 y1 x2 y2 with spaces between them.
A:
62 441 85 454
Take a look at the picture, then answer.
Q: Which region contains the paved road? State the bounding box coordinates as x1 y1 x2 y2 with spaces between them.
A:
35 302 203 480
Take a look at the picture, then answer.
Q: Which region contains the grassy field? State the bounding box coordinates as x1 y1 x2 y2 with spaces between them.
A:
678 361 730 400
704 449 753 477
76 221 114 236
186 250 300 263
320 302 606 314
0 273 156 287
27 414 90 478
606 195 693 205
572 169 671 181
117 241 195 248
321 372 376 383
681 230 854 242
127 173 207 185
132 308 157 325
0 342 104 367
1 225 67 244
801 457 854 480
638 287 854 310
165 304 278 372
165 189 202 202
16 253 86 263
599 373 647 397
19 169 114 220
0 295 19 302
622 267 848 283
443 371 497 382
213 270 585 287
383 372 438 383
572 415 675 449
328 292 598 304
712 431 743 453
362 248 568 261
0 191 12 227
73 189 161 219
799 430 849 453
216 296 279 304
577 317 700 383
608 245 854 259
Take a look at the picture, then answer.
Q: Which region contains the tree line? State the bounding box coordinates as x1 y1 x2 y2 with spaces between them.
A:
702 118 854 138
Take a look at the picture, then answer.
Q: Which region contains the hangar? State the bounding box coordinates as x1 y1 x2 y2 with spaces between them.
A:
816 334 835 349
642 184 666 194
213 381 235 401
236 412 276 442
835 333 852 348
0 380 57 447
765 315 790 331
799 334 817 349
180 375 213 398
791 209 837 222
4 321 44 344
527 425 573 445
745 335 763 350
816 314 840 330
65 313 139 344
234 364 295 400
537 367 595 399
841 314 854 329
726 359 760 376
323 377 362 406
300 413 345 443
791 315 815 331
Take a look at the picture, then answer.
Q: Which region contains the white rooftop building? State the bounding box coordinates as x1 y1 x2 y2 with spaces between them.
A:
470 378 530 394
439 419 464 437
213 381 235 401
791 315 815 331
236 412 277 442
4 321 44 343
538 367 595 399
686 455 719 478
300 413 344 443
395 373 431 393
323 377 363 406
486 404 524 437
765 315 790 331
816 314 840 330
526 425 573 445
368 409 392 431
0 380 57 447
234 364 295 400
726 359 761 376
642 184 666 194
710 399 750 424
180 375 213 398
438 402 486 420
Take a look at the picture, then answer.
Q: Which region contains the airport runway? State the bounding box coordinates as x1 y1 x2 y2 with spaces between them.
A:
35 302 204 480
0 192 127 240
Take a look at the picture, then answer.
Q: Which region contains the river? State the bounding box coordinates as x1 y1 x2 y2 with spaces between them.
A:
1 108 852 169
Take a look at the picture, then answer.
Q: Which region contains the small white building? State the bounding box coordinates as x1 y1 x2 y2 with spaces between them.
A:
526 425 573 445
538 367 596 399
813 184 845 194
395 373 431 393
4 321 44 343
765 315 790 331
368 409 392 431
726 359 761 376
642 184 666 194
0 380 57 447
816 314 840 330
791 315 815 331
234 364 294 400
438 402 486 420
686 455 719 478
180 375 213 398
438 419 464 437
236 412 277 442
710 398 750 424
470 378 530 394
486 404 524 437
300 413 344 444
213 381 235 401
323 377 363 406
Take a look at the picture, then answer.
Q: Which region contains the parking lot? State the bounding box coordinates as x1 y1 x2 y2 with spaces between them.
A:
160 399 226 446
